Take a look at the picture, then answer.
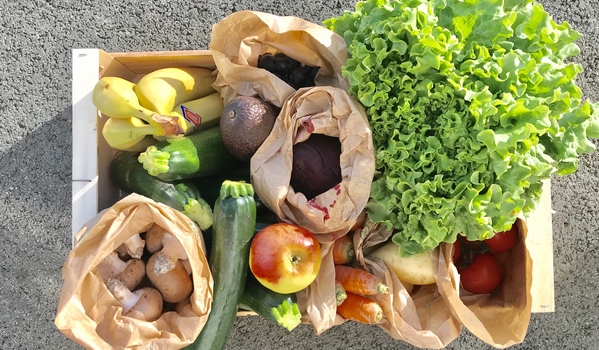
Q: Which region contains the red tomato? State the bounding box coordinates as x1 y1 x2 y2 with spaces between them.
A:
458 254 502 294
484 224 518 255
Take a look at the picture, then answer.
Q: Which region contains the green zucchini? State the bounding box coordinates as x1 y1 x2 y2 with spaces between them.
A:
238 273 302 331
138 126 241 182
109 151 213 230
203 217 280 261
186 180 257 350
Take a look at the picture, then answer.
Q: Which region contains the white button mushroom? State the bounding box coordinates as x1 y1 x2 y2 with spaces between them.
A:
105 278 163 322
145 225 190 275
146 251 193 303
122 233 146 260
115 243 131 261
97 251 146 290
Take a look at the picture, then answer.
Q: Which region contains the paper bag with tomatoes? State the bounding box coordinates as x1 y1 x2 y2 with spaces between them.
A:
209 10 349 108
55 193 213 349
435 218 533 349
250 86 375 334
347 220 462 349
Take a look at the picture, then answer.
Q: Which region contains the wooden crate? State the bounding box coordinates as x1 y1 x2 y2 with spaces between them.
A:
71 48 555 313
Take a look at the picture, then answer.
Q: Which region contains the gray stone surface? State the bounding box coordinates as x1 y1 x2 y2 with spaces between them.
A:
0 0 597 349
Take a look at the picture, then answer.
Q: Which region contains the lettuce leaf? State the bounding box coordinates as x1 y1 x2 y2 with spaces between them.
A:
325 0 599 256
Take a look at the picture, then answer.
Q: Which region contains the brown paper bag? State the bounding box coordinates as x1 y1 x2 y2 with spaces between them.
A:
436 218 533 348
353 220 462 349
250 86 375 237
209 10 349 107
55 194 213 350
250 86 374 334
295 241 347 335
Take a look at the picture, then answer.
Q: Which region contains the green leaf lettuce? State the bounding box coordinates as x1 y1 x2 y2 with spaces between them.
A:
325 0 599 256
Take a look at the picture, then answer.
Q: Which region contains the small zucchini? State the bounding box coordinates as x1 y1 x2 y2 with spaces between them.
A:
186 180 257 350
138 126 241 182
238 273 302 331
109 151 213 230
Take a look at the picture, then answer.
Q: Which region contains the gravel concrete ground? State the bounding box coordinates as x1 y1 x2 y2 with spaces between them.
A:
0 0 598 349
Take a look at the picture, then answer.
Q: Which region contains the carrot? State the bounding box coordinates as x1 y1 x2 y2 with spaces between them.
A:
336 292 383 324
335 281 347 306
335 265 389 295
332 235 355 265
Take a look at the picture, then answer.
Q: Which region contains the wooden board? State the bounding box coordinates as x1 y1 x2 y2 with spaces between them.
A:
524 180 555 312
110 51 216 74
71 49 556 313
71 49 101 239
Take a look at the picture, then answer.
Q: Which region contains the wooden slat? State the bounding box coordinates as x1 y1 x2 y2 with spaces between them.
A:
110 50 216 74
72 49 100 238
524 180 555 312
98 49 138 82
236 310 258 317
72 48 100 182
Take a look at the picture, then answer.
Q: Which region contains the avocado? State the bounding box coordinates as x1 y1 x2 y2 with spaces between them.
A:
220 95 279 162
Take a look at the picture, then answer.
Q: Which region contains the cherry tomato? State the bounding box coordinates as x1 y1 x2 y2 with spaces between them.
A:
458 254 502 294
484 224 518 255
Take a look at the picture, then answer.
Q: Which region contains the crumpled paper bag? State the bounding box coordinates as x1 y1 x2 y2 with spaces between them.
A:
209 10 349 107
436 218 533 349
250 86 374 335
251 86 375 238
352 220 462 349
54 194 213 350
295 240 346 335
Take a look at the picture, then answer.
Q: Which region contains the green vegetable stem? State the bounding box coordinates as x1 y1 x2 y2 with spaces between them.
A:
324 0 599 256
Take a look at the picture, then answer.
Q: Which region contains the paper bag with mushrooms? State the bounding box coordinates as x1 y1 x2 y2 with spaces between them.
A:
250 86 375 334
435 218 533 349
55 193 213 349
209 10 349 108
350 219 462 349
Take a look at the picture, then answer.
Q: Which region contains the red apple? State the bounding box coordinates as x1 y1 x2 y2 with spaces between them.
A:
249 223 322 294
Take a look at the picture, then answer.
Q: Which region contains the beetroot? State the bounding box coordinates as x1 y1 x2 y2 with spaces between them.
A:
290 134 342 200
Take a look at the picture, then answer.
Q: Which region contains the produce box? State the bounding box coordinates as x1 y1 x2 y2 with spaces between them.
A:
71 48 556 316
